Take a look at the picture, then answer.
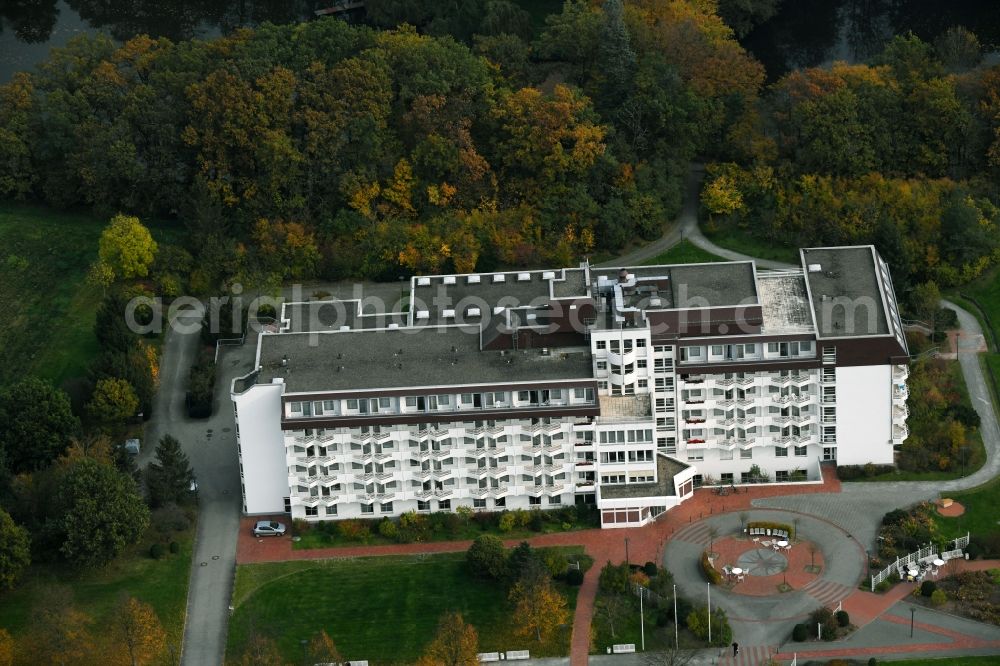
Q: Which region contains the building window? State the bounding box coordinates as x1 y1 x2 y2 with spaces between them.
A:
347 399 359 410
417 500 431 511
305 505 318 516
597 361 607 370
529 496 542 506
636 339 646 348
325 505 337 516
721 473 734 484
775 446 788 457
495 497 506 507
794 446 808 457
775 470 790 482
596 340 606 350
740 448 752 459
360 503 374 514
380 502 393 513
439 499 451 510
687 453 704 462
473 498 486 509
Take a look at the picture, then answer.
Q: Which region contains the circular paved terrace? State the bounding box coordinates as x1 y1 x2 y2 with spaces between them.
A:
664 509 866 647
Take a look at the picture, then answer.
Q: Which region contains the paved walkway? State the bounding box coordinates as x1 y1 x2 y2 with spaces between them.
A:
145 307 255 666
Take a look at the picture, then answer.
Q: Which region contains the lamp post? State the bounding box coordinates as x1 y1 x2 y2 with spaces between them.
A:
707 582 712 644
910 607 916 638
673 583 679 649
300 638 309 665
639 585 646 652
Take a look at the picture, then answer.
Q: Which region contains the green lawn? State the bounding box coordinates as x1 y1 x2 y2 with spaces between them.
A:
701 223 800 264
641 240 725 266
0 527 194 660
228 548 589 664
932 473 1000 540
0 202 180 389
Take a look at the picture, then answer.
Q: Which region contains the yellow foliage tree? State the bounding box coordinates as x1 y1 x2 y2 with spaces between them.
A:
97 214 158 281
415 612 479 666
306 630 342 664
112 595 167 666
27 589 95 666
0 627 12 666
509 574 570 642
86 377 139 424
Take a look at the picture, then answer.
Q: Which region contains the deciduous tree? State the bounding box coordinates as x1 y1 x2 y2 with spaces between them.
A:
0 378 79 474
50 458 150 568
467 534 508 580
509 562 569 641
0 509 30 590
0 628 12 666
306 630 342 664
415 612 479 666
25 586 96 666
112 594 167 666
97 214 158 281
86 377 140 424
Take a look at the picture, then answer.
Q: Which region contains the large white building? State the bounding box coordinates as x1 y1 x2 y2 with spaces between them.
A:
232 246 909 528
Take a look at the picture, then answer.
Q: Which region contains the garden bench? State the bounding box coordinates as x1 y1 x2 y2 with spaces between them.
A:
506 651 530 660
478 653 501 663
613 644 637 654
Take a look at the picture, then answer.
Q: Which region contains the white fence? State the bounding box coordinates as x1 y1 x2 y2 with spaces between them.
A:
870 533 969 591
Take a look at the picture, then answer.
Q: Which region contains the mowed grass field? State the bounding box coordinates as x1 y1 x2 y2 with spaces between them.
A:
228 549 588 664
0 203 106 387
0 202 180 389
0 528 194 660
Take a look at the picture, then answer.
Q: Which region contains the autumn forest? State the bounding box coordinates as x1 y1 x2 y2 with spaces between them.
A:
0 0 998 303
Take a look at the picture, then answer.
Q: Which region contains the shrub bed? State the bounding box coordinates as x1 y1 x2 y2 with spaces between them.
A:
700 551 722 585
837 464 896 480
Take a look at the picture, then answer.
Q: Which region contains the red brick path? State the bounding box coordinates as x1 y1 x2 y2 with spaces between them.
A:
236 467 843 664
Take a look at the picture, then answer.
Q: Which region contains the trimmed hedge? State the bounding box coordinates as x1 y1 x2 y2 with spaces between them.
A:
792 623 808 641
747 521 794 540
837 463 896 480
700 551 722 585
835 609 850 627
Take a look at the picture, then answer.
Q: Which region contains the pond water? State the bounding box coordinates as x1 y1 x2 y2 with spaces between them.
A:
0 0 325 81
742 0 1000 81
2 0 998 83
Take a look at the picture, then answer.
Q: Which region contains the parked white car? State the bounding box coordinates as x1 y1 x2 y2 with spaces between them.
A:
253 520 286 537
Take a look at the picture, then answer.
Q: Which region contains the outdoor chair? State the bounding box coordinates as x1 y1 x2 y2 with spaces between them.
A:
752 537 760 543
737 575 745 582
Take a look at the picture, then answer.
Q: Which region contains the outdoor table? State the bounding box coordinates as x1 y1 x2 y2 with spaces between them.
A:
907 567 918 576
731 567 743 575
933 558 945 567
777 540 789 548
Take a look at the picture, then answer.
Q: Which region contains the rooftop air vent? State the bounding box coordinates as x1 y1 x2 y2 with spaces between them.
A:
388 323 399 330
467 307 481 317
808 263 822 273
542 271 555 280
468 275 481 284
517 272 530 282
541 348 551 356
442 309 455 319
281 355 288 367
416 310 429 320
493 274 506 283
417 277 431 286
443 276 456 285
649 297 662 307
339 325 350 331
